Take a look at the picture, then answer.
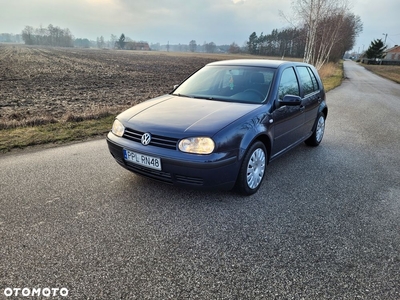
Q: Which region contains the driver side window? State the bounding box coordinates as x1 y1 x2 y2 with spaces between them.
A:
278 67 300 100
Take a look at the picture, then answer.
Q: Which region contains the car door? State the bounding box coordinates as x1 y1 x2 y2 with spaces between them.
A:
296 66 321 137
271 66 304 157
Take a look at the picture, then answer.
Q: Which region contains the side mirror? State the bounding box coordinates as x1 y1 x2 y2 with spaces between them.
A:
173 84 179 90
279 95 302 106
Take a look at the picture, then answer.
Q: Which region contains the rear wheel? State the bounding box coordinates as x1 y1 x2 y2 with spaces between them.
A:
305 112 325 146
236 141 267 195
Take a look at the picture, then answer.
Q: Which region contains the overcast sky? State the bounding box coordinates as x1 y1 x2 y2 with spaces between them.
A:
1 0 399 52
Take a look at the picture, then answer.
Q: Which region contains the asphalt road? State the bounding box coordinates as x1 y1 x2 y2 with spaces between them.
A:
1 60 399 299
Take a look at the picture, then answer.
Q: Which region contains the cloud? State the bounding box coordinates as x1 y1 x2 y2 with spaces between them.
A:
351 0 400 49
0 0 291 43
1 0 398 50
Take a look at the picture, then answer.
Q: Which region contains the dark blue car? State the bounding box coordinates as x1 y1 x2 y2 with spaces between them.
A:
107 59 327 195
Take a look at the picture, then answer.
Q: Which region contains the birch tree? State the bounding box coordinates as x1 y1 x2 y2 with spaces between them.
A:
292 0 351 69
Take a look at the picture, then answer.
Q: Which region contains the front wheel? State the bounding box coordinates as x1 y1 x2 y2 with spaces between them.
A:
305 112 325 146
236 141 267 195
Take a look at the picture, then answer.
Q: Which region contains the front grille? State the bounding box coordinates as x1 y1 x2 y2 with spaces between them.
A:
175 175 204 186
125 162 204 186
123 128 178 150
125 161 173 183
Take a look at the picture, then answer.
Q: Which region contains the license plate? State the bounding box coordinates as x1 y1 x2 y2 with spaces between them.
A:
123 149 162 170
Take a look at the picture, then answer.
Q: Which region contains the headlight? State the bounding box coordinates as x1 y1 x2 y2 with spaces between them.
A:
111 119 125 137
178 137 215 154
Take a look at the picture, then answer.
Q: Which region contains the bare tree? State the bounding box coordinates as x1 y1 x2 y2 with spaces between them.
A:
21 24 73 47
97 36 105 48
229 42 241 54
324 13 362 62
110 34 117 49
290 0 357 69
189 40 197 52
204 42 216 53
21 26 35 45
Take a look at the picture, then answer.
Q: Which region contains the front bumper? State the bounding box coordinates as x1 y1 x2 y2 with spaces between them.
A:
106 132 240 190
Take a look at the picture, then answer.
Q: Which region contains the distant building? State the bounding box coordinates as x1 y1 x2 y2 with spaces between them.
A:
115 41 151 51
384 45 400 60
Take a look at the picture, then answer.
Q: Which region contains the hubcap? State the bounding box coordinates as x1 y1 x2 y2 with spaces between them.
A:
316 116 325 142
246 148 266 189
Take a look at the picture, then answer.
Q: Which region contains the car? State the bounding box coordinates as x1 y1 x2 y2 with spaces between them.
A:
107 59 327 195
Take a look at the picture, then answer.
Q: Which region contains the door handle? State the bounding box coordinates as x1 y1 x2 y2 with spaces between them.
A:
300 105 305 111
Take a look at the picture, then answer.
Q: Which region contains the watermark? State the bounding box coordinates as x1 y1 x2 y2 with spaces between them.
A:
3 287 68 297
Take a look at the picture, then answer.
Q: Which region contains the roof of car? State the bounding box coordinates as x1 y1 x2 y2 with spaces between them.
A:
207 59 305 68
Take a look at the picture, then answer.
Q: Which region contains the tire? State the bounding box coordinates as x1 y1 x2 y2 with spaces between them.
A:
236 141 267 195
305 112 325 146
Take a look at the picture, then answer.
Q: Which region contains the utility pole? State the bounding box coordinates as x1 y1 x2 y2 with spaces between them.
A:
383 33 388 45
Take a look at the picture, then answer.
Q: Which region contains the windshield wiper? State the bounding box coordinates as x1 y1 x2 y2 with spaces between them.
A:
173 93 225 101
193 95 227 101
173 93 193 98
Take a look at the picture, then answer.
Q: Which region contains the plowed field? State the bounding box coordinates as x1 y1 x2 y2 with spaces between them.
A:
0 44 242 129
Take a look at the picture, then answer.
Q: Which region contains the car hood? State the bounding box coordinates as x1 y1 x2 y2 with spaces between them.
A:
118 94 261 136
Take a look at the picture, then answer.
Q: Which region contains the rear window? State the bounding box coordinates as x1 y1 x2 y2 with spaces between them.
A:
296 66 319 95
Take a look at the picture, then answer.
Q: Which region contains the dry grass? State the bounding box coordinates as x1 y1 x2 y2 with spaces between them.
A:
0 104 126 129
0 115 115 152
318 61 344 91
318 62 337 78
362 64 400 83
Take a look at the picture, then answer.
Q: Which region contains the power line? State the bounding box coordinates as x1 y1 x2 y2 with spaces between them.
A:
388 36 398 45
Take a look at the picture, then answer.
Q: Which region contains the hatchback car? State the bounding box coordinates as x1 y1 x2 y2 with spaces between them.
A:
107 59 327 195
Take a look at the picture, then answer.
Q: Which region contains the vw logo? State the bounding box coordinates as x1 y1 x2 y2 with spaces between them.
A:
141 133 152 146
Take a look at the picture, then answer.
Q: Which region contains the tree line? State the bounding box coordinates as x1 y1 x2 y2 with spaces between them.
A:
247 28 305 58
0 33 22 43
246 1 362 69
21 24 74 47
18 0 365 70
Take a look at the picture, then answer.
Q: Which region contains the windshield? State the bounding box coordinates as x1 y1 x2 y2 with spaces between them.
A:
172 65 275 104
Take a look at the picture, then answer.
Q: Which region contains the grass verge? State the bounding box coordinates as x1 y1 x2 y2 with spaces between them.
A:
362 64 400 84
0 115 115 153
0 62 344 153
318 61 344 92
